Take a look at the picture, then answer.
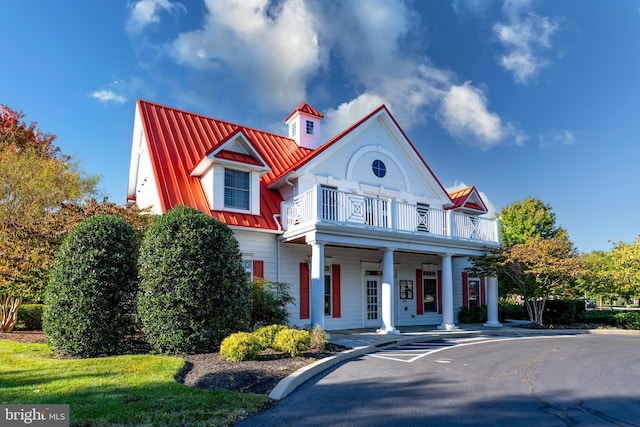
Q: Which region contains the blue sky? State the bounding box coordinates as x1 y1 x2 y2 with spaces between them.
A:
1 0 639 253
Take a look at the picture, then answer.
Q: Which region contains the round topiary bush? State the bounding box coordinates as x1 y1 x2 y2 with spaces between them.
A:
43 215 139 357
137 205 251 353
219 332 262 361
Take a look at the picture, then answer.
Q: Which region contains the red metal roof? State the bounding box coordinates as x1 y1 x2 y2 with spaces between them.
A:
137 99 312 230
214 150 263 166
284 101 325 122
448 186 488 213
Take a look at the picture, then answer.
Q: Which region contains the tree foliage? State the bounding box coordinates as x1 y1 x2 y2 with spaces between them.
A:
137 206 251 353
609 237 640 300
43 215 139 357
499 197 566 246
473 236 582 326
0 105 99 332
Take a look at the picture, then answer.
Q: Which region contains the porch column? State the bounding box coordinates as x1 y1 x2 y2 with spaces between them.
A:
438 253 458 330
309 240 325 329
378 248 399 334
484 276 502 327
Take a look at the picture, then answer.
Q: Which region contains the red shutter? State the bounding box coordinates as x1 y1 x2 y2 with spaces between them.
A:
416 269 423 315
437 270 443 314
332 264 341 318
480 277 486 306
253 260 264 279
299 263 310 319
462 272 469 308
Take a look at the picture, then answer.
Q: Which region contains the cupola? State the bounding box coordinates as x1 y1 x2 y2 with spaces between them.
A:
285 102 324 149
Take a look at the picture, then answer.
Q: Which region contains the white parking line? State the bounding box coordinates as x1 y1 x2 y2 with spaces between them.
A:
368 335 575 363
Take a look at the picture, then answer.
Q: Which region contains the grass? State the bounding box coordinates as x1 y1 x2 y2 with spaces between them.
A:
0 340 271 426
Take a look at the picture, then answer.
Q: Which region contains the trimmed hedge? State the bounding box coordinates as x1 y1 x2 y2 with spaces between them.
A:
458 305 487 323
43 215 139 357
15 304 44 330
137 206 251 354
498 302 527 322
613 312 640 329
543 299 585 325
253 324 288 349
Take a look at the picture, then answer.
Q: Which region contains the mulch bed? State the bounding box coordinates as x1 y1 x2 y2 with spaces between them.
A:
0 331 346 395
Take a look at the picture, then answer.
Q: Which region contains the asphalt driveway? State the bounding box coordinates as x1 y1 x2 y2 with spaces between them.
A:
237 334 640 426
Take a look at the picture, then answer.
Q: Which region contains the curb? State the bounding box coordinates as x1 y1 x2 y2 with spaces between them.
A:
268 326 640 400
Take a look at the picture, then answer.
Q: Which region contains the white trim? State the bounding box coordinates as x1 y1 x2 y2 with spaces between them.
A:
347 145 412 193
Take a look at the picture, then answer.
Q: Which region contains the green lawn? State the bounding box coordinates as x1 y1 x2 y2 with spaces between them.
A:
0 340 271 426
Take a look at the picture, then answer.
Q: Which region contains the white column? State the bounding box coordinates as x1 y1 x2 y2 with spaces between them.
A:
378 248 399 334
309 241 325 328
438 253 458 330
484 276 502 327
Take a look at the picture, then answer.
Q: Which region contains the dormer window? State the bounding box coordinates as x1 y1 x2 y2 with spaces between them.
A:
224 168 250 210
306 120 314 135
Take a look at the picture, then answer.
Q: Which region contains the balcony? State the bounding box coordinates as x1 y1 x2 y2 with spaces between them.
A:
281 186 500 244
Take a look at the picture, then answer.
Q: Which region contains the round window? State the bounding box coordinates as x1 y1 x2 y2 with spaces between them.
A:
372 159 386 178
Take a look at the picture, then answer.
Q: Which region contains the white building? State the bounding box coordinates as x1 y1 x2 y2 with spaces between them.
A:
127 100 502 333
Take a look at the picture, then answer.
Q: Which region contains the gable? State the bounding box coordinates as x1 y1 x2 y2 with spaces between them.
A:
292 108 452 206
448 186 488 214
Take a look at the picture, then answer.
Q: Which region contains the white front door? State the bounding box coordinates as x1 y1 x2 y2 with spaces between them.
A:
363 275 382 327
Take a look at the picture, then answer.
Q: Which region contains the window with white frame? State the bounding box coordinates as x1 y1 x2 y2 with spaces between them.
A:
291 121 297 137
242 259 253 281
224 168 250 210
324 265 332 316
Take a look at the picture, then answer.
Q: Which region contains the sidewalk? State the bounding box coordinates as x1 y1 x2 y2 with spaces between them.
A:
269 321 640 400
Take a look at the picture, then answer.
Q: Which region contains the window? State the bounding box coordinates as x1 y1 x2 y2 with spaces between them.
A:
372 159 386 178
242 259 253 281
291 121 297 137
468 277 480 307
324 265 332 316
224 169 250 210
306 120 314 135
423 271 438 312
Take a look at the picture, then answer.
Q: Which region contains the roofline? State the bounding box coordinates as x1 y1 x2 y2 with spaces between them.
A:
279 104 454 207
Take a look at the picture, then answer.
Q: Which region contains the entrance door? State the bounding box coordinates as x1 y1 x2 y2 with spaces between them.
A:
363 275 381 327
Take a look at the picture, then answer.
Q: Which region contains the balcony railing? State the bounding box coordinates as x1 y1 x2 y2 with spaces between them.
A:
281 186 500 244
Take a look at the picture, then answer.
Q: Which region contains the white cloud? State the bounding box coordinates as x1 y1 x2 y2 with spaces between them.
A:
439 82 519 149
89 90 127 104
538 130 576 149
169 0 322 110
127 0 522 149
126 0 184 36
493 6 561 84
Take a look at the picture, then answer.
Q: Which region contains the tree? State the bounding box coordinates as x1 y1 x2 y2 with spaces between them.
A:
0 105 99 332
579 250 617 307
43 215 139 357
137 206 251 353
499 197 566 246
610 237 640 302
473 236 582 326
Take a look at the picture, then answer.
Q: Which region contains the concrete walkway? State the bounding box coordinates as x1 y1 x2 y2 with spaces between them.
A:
269 321 640 400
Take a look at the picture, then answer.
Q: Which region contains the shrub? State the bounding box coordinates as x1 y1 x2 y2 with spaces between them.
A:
498 302 527 322
544 299 585 325
137 206 251 354
15 304 44 330
251 278 294 329
43 215 139 357
614 312 640 329
273 328 310 357
253 324 288 348
309 324 329 352
458 305 487 323
220 332 263 361
576 310 617 325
